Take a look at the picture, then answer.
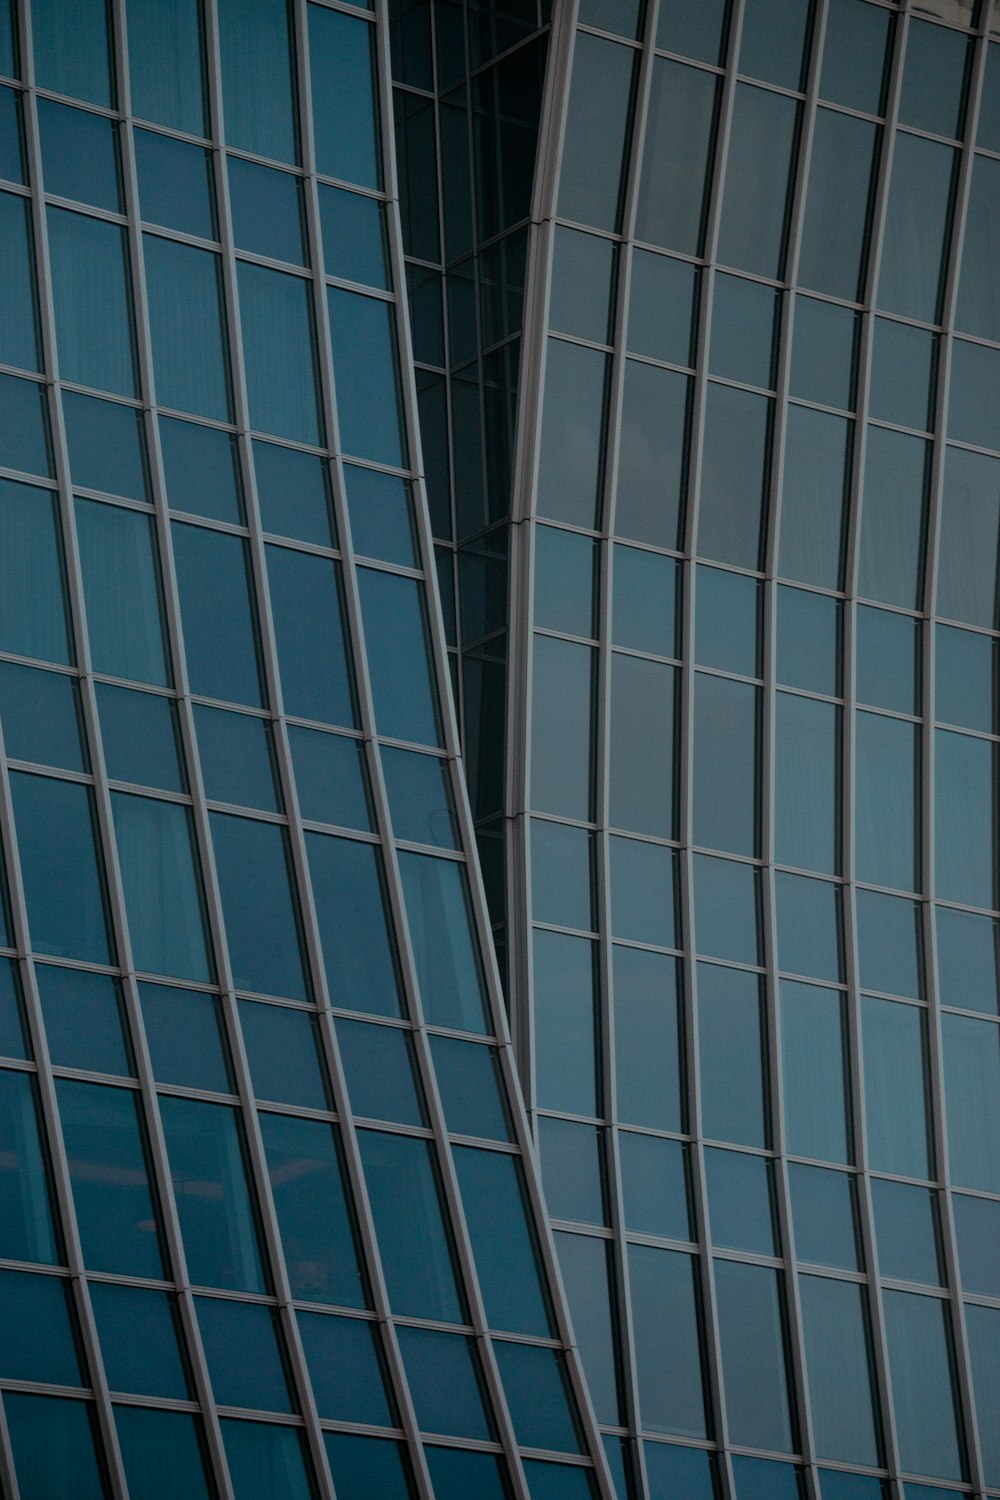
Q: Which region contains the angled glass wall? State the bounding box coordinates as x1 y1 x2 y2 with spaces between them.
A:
507 1 1000 1498
0 1 612 1497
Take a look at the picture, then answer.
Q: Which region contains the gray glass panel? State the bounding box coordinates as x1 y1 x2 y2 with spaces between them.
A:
531 819 593 931
144 236 230 422
534 929 598 1116
556 1232 621 1427
693 854 760 966
935 729 995 910
628 1245 707 1438
898 18 969 139
799 1276 880 1466
656 0 727 62
862 998 932 1179
799 110 878 302
536 338 607 528
307 831 402 1017
935 624 995 734
870 319 936 432
776 586 839 697
237 263 321 446
936 904 999 1015
948 337 1000 454
615 946 681 1132
10 772 112 964
557 32 634 233
358 568 440 746
967 1304 1000 1487
609 835 677 949
937 447 1000 630
337 1018 423 1127
739 0 811 89
820 0 891 114
788 1163 860 1271
308 5 380 189
877 134 956 323
705 1148 775 1255
135 129 215 239
358 1129 463 1322
774 694 839 875
882 1290 964 1483
47 207 135 397
6 1394 106 1500
635 59 717 256
627 250 697 365
714 1260 793 1452
774 872 843 984
217 0 296 163
858 427 928 610
942 1012 1000 1193
210 813 307 1001
781 980 850 1164
267 545 354 728
615 360 689 551
856 607 919 716
531 635 593 820
76 499 169 687
789 296 857 411
534 525 597 639
695 566 758 677
855 711 919 893
172 522 263 707
953 1193 1000 1298
539 1116 605 1226
0 190 39 372
717 85 797 279
112 792 210 982
855 889 922 999
98 684 184 793
698 962 767 1148
549 226 615 345
620 1132 689 1241
126 0 207 136
63 390 148 502
871 1179 942 1286
692 673 758 857
37 97 119 211
609 654 676 838
779 407 850 590
956 155 1000 343
709 273 778 389
697 384 769 571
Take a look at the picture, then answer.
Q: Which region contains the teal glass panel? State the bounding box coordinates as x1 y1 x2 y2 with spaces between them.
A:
558 32 635 233
579 0 640 37
935 624 995 734
115 1407 212 1500
266 546 354 728
556 1232 621 1427
0 375 52 479
856 606 919 716
954 1192 1000 1296
0 660 84 771
144 236 230 421
0 1069 60 1263
344 464 415 567
967 1304 1000 1487
63 391 148 501
717 84 797 280
306 832 402 1016
0 4 13 78
935 729 996 910
221 1420 315 1500
240 999 327 1109
135 129 214 238
172 522 263 706
32 0 112 105
539 1116 605 1226
947 338 1000 452
319 185 389 290
299 1312 394 1425
614 946 681 1132
328 288 405 467
626 250 697 366
160 1095 268 1293
197 1295 294 1413
253 440 334 547
57 1078 165 1277
615 361 689 552
530 818 594 930
799 1275 880 1465
862 997 931 1179
535 933 598 1114
217 0 296 163
535 338 606 529
288 725 371 831
709 272 778 389
854 711 918 892
326 1434 413 1500
714 1260 793 1452
942 1012 1000 1193
899 18 969 139
645 1443 717 1500
693 854 760 966
820 0 890 113
871 1179 942 1285
0 960 28 1060
778 586 841 696
210 813 307 1001
0 190 39 371
610 545 678 658
692 672 758 857
855 889 922 999
609 836 677 949
608 654 676 839
937 446 1000 630
698 962 767 1148
37 964 130 1076
98 684 184 793
10 772 111 963
0 90 21 181
788 1163 859 1271
494 1342 581 1454
237 263 321 445
0 1268 80 1384
550 225 615 344
522 1460 598 1498
337 1017 423 1126
789 296 857 411
779 406 850 591
358 568 440 745
882 1290 965 1482
620 1133 690 1241
774 694 839 875
126 0 207 135
936 904 999 1015
858 427 928 610
628 1245 707 1438
229 155 305 266
140 980 232 1093
635 58 717 255
799 110 878 303
358 1128 463 1322
656 0 727 62
0 481 67 663
878 134 956 323
37 97 119 211
705 1147 775 1255
870 318 937 432
695 565 758 677
698 383 770 572
195 704 279 812
384 751 457 855
731 1457 803 1500
91 1283 190 1398
398 1325 493 1439
5 1394 106 1500
75 499 169 687
740 0 811 89
47 207 135 396
308 5 380 189
454 1145 552 1335
956 155 1000 343
781 980 850 1164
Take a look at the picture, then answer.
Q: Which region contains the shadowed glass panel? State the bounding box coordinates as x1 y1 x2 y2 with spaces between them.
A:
0 479 68 663
47 208 135 396
91 1283 190 1399
935 730 996 910
398 852 489 1032
877 134 956 323
609 654 676 838
0 660 84 772
6 1394 107 1500
240 1001 328 1109
536 339 606 529
942 1012 1000 1193
127 0 206 135
789 297 857 412
855 712 919 892
709 273 778 389
455 1145 552 1335
144 236 230 421
899 18 969 139
267 545 354 728
549 226 615 344
936 904 999 1015
197 1296 294 1413
11 772 111 963
139 981 232 1094
697 384 769 571
135 129 214 238
615 946 681 1131
698 962 767 1148
715 1261 794 1452
211 814 307 1000
614 361 689 551
774 694 839 875
862 998 932 1179
260 1113 367 1306
531 634 593 820
358 1129 463 1322
882 1290 964 1483
0 1069 60 1263
635 59 717 256
337 1018 423 1126
557 32 634 233
112 793 211 981
799 110 878 302
309 5 380 189
38 965 128 1075
307 832 402 1016
221 1420 315 1500
32 0 112 105
238 264 321 445
99 684 184 793
535 929 598 1116
937 447 1000 630
76 499 169 686
299 1312 394 1426
115 1407 212 1500
0 190 39 371
627 250 697 366
956 156 1000 343
328 289 405 467
398 1324 493 1439
327 1435 414 1500
555 1232 621 1426
629 1245 707 1438
779 407 850 590
775 588 839 696
494 1342 581 1453
358 568 440 746
217 0 296 163
0 376 52 480
871 1179 943 1286
172 522 263 706
692 673 758 856
800 1277 882 1465
717 85 797 280
781 981 850 1164
37 97 120 211
820 0 891 114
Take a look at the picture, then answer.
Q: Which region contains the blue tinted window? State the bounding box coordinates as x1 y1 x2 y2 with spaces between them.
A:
266 545 354 727
709 272 779 389
856 606 919 716
820 0 890 114
693 854 760 965
614 945 681 1131
430 1035 511 1141
0 376 52 480
36 964 130 1076
0 479 69 664
57 1078 165 1277
135 128 214 238
966 1304 1000 1488
560 33 635 235
0 87 24 185
788 1163 859 1271
383 749 458 850
695 565 758 676
329 289 405 467
609 836 676 949
858 428 929 611
115 1407 212 1500
229 156 305 265
536 525 597 639
359 1129 463 1321
781 981 850 1164
705 1148 775 1255
239 999 327 1109
453 1145 552 1336
855 711 919 892
774 692 840 876
91 1282 189 1399
799 1275 880 1466
47 207 135 396
309 6 380 189
337 1018 423 1126
534 930 598 1116
698 961 767 1148
0 1068 60 1263
878 134 956 324
715 1261 793 1452
779 406 850 592
0 1268 81 1384
112 792 211 982
0 189 39 372
730 1456 803 1500
160 1096 268 1293
609 655 677 840
882 1290 964 1482
629 1244 707 1438
344 463 415 567
692 672 758 856
145 235 230 421
937 905 999 1016
935 624 995 735
870 317 936 432
862 998 932 1180
76 499 169 686
789 296 857 411
319 185 388 290
140 980 232 1093
774 872 842 984
619 1132 690 1241
37 98 120 211
532 819 594 931
645 1443 717 1500
0 661 83 771
953 1192 1000 1298
211 813 307 1000
32 0 112 105
160 416 241 524
871 1179 942 1286
198 1296 293 1413
942 1012 1000 1194
126 0 206 135
98 684 184 792
936 728 996 910
326 1434 414 1500
557 1232 620 1427
195 705 280 812
0 959 28 1060
539 1116 605 1226
299 1312 393 1426
238 263 321 445
5 1394 107 1500
221 1420 315 1500
399 852 489 1032
260 1112 366 1306
217 0 297 163
11 772 112 964
358 568 440 745
253 440 334 548
494 1341 581 1453
63 391 148 501
307 832 401 1016
288 726 370 830
855 889 922 999
398 1324 493 1439
172 522 263 706
776 587 839 697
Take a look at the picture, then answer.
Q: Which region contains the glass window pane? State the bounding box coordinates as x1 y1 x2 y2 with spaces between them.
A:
774 694 839 875
172 522 263 706
358 1129 463 1322
628 1245 707 1438
98 683 184 793
260 1112 366 1306
144 236 230 421
47 207 135 397
430 1034 511 1141
0 660 84 772
858 428 929 610
454 1144 552 1336
358 568 440 746
899 19 969 139
535 338 607 529
337 1017 423 1127
855 712 919 892
319 185 389 291
856 606 919 716
870 318 936 432
306 832 402 1016
198 1295 293 1413
37 98 119 212
953 1192 1000 1298
0 479 69 664
698 961 767 1148
289 726 370 831
253 439 334 548
779 407 850 591
299 1311 394 1426
37 964 130 1076
615 361 689 552
877 134 956 323
398 1324 493 1439
0 373 52 480
135 128 214 238
531 634 593 821
0 959 28 1061
63 390 148 502
549 226 615 344
494 1341 581 1454
195 704 279 812
539 1116 605 1226
956 155 1000 343
619 1132 690 1241
344 464 414 568
531 819 594 931
966 1304 1000 1487
91 1282 189 1399
855 889 922 999
775 872 843 984
946 339 1000 453
709 272 778 388
788 1163 860 1271
326 1434 414 1500
717 85 797 279
127 0 206 135
240 1000 328 1110
229 156 305 266
160 1095 268 1293
112 792 210 982
871 1179 943 1286
609 836 677 949
862 998 932 1179
0 189 39 372
781 980 849 1163
238 264 321 445
159 414 242 528
942 1012 1000 1193
789 296 857 411
0 1068 60 1264
626 251 698 366
656 0 728 62
32 0 112 105
57 1077 165 1277
221 1420 315 1500
5 1394 107 1500
614 946 681 1131
211 813 308 1001
534 930 598 1115
635 58 717 255
693 854 760 966
217 0 296 163
267 545 354 727
609 654 677 839
882 1290 964 1482
0 1266 81 1385
308 6 380 189
115 1407 212 1500
820 0 891 113
611 545 677 658
935 729 996 910
740 0 811 88
935 624 995 735
692 672 758 856
557 1232 621 1428
799 110 879 303
11 772 112 964
140 980 232 1093
558 33 635 233
705 1147 775 1255
936 904 999 1015
76 499 169 686
937 446 1000 630
697 384 770 571
715 1261 794 1452
775 587 839 697
695 566 758 677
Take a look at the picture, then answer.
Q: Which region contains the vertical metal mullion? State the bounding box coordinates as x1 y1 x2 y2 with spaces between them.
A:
914 12 993 1496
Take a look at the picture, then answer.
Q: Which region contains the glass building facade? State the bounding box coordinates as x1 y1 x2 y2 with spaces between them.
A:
1 1 999 1499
